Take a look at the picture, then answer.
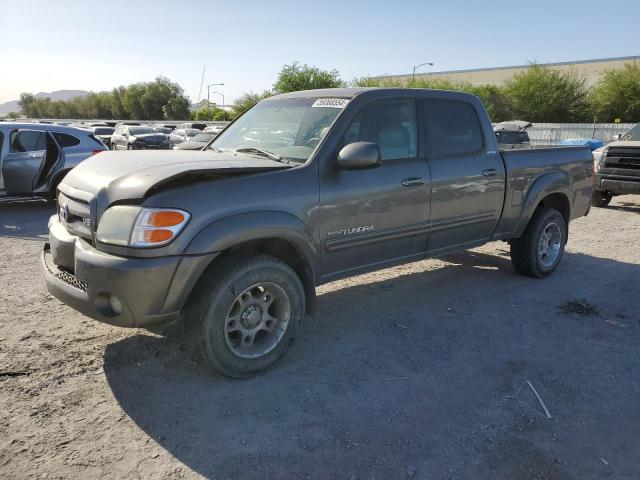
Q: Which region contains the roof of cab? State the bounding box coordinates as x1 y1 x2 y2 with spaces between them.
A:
265 87 480 102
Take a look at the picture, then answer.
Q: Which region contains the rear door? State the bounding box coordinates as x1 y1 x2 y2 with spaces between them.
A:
112 127 125 149
3 130 49 194
422 98 505 254
319 97 430 281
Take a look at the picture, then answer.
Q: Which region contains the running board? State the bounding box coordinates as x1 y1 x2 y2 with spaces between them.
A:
0 196 47 204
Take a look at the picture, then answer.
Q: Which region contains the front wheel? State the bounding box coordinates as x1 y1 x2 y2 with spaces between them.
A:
510 207 567 278
591 190 612 208
184 253 305 378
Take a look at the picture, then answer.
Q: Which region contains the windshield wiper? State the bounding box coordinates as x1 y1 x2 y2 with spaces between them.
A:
235 147 285 162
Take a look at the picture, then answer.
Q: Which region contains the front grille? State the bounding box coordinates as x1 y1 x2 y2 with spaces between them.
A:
605 148 640 170
57 193 93 243
55 270 88 292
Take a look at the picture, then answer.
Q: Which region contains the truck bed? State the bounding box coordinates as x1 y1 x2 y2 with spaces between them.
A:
493 145 594 239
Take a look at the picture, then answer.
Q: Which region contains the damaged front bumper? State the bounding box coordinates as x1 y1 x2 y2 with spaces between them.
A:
42 215 217 328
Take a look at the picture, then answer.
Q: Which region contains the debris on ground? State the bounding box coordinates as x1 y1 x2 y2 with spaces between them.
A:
506 380 552 419
0 371 30 378
559 299 599 317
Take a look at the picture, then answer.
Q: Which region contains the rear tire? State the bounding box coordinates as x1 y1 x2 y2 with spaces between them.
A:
510 207 567 278
591 190 612 207
184 252 305 378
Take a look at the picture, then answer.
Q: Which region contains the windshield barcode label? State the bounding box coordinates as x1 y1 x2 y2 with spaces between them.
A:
312 98 350 108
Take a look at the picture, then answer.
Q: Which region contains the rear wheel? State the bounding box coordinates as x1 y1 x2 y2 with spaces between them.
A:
510 207 567 278
591 190 612 208
184 253 305 378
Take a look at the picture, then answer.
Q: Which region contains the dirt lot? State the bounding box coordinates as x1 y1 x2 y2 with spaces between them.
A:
1 197 639 480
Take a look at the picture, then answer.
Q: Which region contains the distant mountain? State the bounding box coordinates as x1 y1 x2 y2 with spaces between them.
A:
0 90 90 115
34 90 89 101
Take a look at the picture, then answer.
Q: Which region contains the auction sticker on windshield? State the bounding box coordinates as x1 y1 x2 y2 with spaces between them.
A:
312 98 350 108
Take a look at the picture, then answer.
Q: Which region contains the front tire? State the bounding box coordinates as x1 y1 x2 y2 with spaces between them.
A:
510 207 567 278
184 253 305 378
591 190 612 208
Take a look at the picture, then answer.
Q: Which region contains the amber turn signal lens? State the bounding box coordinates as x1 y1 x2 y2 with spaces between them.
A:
143 229 173 243
147 211 185 227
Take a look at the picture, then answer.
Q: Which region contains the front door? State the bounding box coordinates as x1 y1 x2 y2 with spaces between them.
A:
319 97 430 282
2 130 57 195
422 98 505 254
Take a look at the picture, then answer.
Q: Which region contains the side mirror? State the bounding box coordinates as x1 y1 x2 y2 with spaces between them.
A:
337 142 381 170
612 134 621 141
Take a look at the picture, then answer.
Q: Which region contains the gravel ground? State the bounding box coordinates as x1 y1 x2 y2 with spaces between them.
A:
1 196 639 479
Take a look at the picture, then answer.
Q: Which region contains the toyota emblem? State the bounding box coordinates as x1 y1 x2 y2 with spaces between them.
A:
60 203 70 222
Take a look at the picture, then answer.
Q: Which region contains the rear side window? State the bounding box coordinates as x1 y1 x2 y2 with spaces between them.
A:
89 134 106 147
342 99 417 161
423 99 483 157
52 132 81 148
10 130 46 152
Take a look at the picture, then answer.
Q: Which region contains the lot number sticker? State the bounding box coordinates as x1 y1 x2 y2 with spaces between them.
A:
312 98 350 108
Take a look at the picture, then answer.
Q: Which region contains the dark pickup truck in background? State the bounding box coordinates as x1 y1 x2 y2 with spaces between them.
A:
592 122 640 207
42 88 593 377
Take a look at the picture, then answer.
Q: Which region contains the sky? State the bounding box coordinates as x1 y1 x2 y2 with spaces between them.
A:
0 0 639 105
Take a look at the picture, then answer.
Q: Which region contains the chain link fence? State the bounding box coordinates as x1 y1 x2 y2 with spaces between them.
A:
525 123 634 146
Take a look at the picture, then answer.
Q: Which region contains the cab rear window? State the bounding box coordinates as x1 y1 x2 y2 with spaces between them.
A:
423 99 484 157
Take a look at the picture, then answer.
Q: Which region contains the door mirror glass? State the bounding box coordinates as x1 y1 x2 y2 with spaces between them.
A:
337 142 381 169
10 130 46 153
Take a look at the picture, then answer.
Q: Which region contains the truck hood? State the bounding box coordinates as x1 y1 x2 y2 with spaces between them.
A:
60 150 292 206
606 140 640 148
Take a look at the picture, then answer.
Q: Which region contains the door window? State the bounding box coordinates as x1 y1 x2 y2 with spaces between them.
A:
342 99 417 161
423 99 483 157
10 130 46 153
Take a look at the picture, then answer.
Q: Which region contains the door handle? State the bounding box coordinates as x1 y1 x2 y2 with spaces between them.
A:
481 169 497 177
401 177 425 187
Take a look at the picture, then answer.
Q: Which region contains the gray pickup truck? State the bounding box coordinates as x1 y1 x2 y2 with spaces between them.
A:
42 88 593 377
592 123 640 207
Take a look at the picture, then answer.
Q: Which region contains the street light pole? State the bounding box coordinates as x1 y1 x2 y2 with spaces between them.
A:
206 82 224 108
411 62 434 83
211 91 225 108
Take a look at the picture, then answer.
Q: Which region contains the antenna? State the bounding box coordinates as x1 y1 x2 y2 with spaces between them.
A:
197 66 206 103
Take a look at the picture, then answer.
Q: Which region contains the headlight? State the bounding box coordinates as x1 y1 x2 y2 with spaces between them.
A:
96 206 190 248
593 147 608 173
129 136 138 142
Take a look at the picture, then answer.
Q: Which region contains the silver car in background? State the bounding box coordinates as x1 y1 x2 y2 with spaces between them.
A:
0 122 107 203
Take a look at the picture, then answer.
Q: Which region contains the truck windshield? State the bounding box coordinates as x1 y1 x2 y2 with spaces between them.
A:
209 97 347 162
621 123 640 141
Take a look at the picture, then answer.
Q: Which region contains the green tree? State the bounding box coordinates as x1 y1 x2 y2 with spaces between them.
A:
18 93 36 117
467 84 512 122
352 76 512 122
352 76 403 87
273 62 344 94
162 96 191 120
231 91 272 117
590 62 640 122
110 86 128 119
504 64 590 122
